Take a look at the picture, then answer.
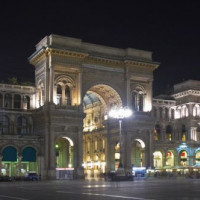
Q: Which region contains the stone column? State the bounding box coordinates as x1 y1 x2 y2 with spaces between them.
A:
0 155 2 175
163 151 166 167
18 155 22 176
78 71 82 105
149 130 153 168
2 93 5 108
124 133 132 172
49 65 54 103
188 104 193 117
12 94 14 109
189 156 195 166
49 113 56 179
75 128 84 178
37 155 42 176
105 121 111 173
45 55 50 102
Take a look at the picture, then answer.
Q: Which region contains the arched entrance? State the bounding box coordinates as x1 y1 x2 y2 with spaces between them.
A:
195 150 200 164
165 151 174 167
55 137 74 168
55 137 74 179
180 150 188 166
1 146 38 177
21 147 37 175
131 139 146 167
82 84 122 177
153 151 163 169
1 146 18 176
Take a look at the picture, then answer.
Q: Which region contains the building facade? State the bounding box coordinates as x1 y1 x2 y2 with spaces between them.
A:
152 80 200 174
0 34 199 179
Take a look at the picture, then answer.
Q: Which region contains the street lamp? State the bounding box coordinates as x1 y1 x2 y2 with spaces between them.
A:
109 106 132 171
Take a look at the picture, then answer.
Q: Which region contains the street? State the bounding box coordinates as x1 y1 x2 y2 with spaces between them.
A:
0 177 200 200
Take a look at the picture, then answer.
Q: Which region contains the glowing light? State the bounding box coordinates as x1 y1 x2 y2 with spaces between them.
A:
179 143 188 149
68 164 72 168
109 106 132 119
56 168 74 170
132 167 146 170
115 153 120 159
135 139 145 148
62 137 74 146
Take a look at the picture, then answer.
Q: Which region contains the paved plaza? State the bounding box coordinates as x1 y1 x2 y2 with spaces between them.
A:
0 177 200 200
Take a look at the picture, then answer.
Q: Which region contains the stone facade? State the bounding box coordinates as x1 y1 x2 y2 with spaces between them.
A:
1 34 199 179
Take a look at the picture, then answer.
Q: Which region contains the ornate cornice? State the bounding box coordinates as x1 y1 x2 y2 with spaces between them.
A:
173 90 200 99
125 60 159 71
29 47 88 65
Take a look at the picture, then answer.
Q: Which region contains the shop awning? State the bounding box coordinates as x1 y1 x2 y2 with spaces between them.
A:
22 147 36 162
2 146 17 162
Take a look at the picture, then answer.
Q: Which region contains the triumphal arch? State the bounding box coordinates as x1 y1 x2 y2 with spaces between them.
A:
29 34 159 179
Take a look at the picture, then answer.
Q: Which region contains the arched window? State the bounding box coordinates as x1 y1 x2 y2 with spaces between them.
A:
57 84 62 105
181 125 187 142
166 125 172 141
22 147 36 162
14 94 21 109
2 146 17 162
154 124 161 141
153 151 162 168
23 96 30 110
0 93 3 108
16 116 27 134
166 151 174 167
5 93 12 108
180 150 187 166
131 91 144 111
0 115 9 134
195 150 200 164
65 85 71 105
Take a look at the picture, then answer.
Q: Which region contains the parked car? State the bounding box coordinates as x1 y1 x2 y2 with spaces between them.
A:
24 172 39 181
0 175 13 182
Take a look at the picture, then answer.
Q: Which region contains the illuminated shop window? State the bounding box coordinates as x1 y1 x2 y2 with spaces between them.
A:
195 151 200 163
153 151 162 168
165 151 174 167
180 150 187 166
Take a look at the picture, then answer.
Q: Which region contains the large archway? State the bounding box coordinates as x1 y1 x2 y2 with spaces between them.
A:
55 137 74 179
82 84 122 177
153 151 163 169
1 146 18 177
21 147 37 175
55 137 74 169
131 139 146 167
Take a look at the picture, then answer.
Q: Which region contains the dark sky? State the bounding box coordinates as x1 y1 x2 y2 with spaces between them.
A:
1 1 200 96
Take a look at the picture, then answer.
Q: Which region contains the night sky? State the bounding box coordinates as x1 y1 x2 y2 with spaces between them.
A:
1 1 200 96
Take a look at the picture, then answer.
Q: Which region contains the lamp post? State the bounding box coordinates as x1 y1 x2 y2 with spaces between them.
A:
109 106 132 172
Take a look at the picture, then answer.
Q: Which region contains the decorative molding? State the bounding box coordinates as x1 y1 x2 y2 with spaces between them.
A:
173 90 200 99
